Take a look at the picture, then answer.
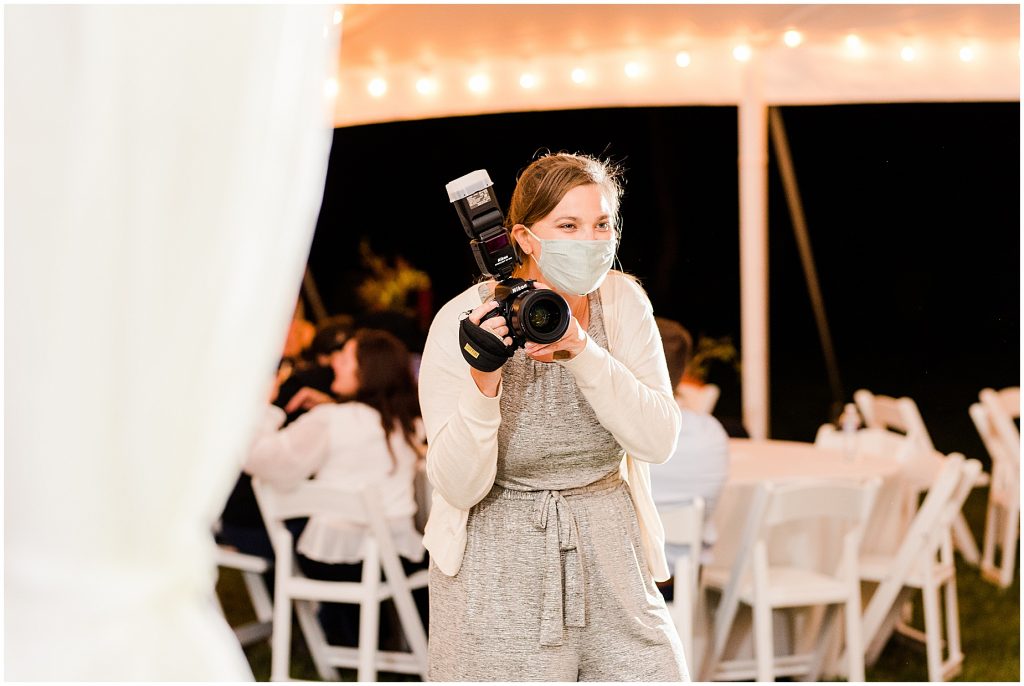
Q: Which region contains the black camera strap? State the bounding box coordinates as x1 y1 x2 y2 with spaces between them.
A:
459 315 514 372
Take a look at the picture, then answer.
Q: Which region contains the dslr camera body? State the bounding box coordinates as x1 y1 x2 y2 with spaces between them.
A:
446 170 571 364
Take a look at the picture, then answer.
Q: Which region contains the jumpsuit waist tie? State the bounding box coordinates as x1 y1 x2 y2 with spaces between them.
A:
517 469 623 647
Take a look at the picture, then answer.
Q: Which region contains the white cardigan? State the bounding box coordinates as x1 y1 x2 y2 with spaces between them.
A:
418 271 681 582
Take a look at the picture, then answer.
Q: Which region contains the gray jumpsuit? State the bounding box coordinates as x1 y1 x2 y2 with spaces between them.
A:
428 288 689 681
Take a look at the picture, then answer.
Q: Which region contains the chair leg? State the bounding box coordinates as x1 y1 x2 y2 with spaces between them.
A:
673 569 695 672
242 570 274 624
752 600 774 682
389 584 430 679
942 574 963 675
999 499 1019 588
952 513 981 566
808 604 839 682
844 594 866 682
981 494 999 578
358 558 381 683
295 600 340 681
269 586 293 681
921 570 944 682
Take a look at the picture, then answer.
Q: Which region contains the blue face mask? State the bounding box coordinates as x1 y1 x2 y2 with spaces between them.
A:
524 227 617 296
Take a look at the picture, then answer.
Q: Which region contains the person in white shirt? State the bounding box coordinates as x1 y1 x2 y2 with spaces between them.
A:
650 317 730 588
246 328 427 646
420 152 688 681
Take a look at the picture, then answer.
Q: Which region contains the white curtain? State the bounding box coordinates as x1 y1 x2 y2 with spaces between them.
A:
5 5 337 679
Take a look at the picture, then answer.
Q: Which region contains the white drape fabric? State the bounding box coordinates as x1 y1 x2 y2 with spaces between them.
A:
5 6 337 679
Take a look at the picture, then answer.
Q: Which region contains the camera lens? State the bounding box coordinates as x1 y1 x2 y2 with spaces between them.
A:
514 289 570 344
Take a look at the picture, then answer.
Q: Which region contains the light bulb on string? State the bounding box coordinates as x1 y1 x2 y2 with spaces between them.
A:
624 61 644 79
416 77 437 95
519 73 538 89
467 74 490 93
571 68 587 84
333 9 342 25
959 46 975 62
675 51 691 68
783 30 803 47
845 34 865 57
367 78 387 97
900 46 916 62
733 45 752 62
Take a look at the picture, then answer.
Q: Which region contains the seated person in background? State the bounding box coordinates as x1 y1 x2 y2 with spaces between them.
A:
216 314 355 558
275 314 355 426
245 328 428 647
651 317 730 598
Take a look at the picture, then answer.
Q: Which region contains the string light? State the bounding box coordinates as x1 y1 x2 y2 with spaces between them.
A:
416 77 438 95
519 73 538 89
624 61 644 78
467 74 490 93
348 34 1003 104
333 9 342 25
367 78 387 97
844 33 867 58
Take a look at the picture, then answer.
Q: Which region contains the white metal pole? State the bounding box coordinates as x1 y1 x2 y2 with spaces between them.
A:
738 67 769 439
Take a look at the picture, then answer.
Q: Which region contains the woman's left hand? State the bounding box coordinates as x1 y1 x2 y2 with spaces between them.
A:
523 318 588 363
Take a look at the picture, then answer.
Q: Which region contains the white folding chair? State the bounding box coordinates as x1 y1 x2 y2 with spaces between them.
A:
215 545 274 647
857 454 981 682
854 389 983 565
660 497 705 671
678 382 720 414
973 386 1020 588
699 478 880 682
253 479 429 682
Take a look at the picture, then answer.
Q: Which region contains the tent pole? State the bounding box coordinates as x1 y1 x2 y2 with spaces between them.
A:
738 70 770 439
768 107 845 419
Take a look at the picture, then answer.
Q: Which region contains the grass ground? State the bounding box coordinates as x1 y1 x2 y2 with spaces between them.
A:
217 486 1020 681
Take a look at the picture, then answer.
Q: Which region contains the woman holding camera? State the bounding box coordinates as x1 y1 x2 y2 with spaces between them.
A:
419 153 687 680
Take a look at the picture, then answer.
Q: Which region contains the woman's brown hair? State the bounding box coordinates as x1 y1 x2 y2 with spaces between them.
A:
351 328 421 471
507 152 624 278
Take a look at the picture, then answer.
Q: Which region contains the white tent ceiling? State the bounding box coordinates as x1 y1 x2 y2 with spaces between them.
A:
333 3 1020 127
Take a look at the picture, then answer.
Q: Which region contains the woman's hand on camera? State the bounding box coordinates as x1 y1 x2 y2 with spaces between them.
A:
523 318 587 363
467 299 510 397
522 281 587 363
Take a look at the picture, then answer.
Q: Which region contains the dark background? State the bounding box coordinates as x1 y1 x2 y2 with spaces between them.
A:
306 103 1019 464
